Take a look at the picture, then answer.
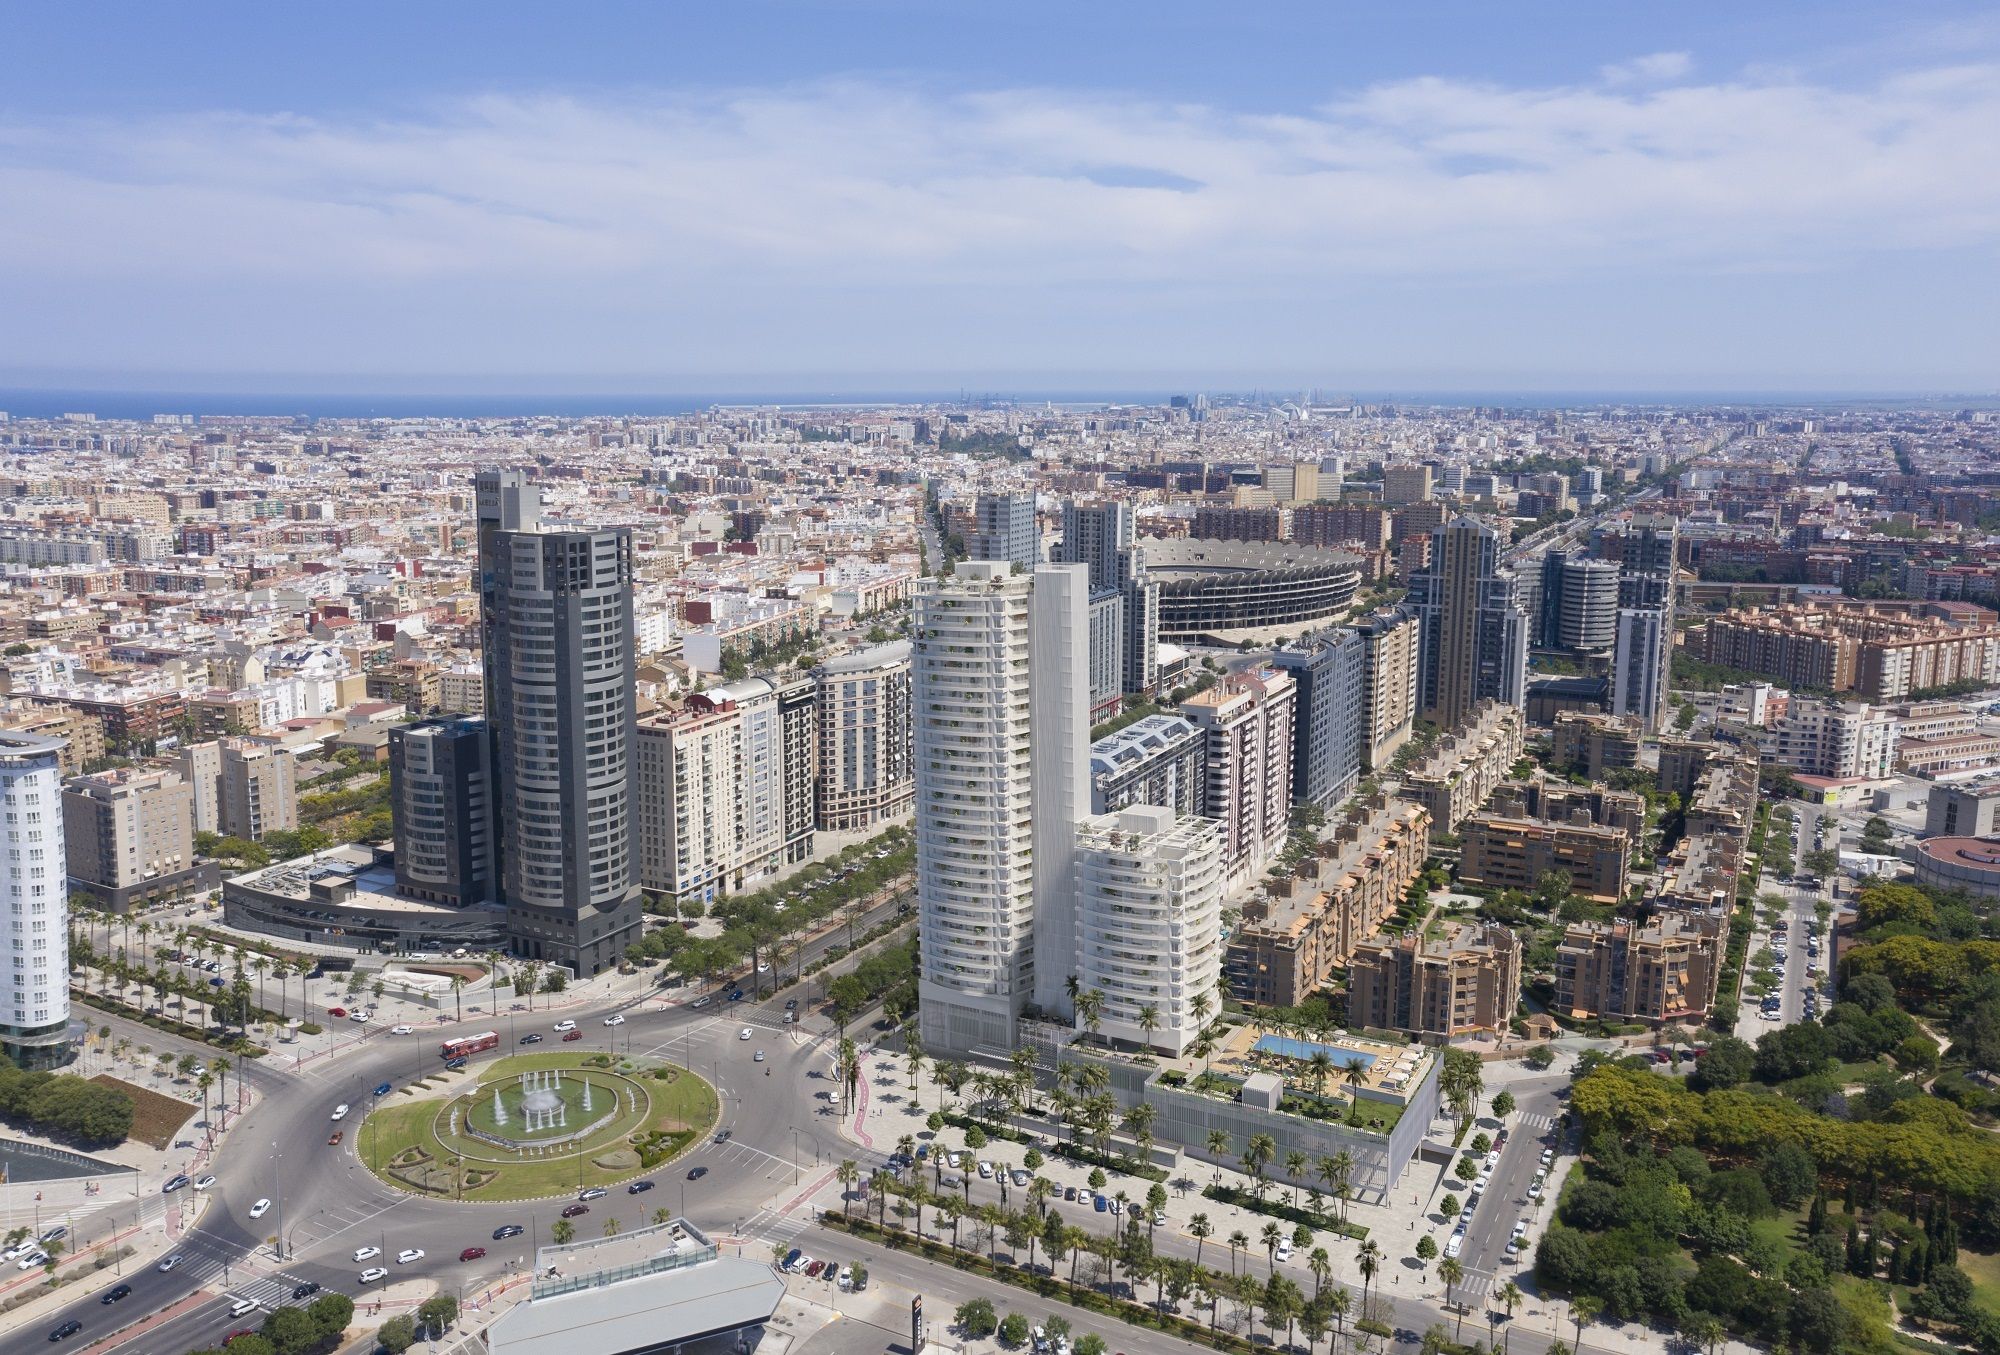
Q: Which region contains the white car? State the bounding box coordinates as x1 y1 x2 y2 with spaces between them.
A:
348 1010 371 1023
837 1264 854 1291
249 1199 271 1219
354 1246 381 1262
1276 1239 1293 1261
331 1104 351 1121
945 1151 961 1168
977 1161 993 1178
603 1014 626 1027
553 1020 578 1033
739 1027 753 1041
16 1250 48 1270
390 1024 414 1035
1527 1177 1545 1200
397 1248 425 1264
757 962 770 973
360 1266 388 1283
193 1174 217 1191
1444 1233 1463 1259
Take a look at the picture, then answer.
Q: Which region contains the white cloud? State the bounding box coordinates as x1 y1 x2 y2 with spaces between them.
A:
1600 51 1694 85
0 56 1995 379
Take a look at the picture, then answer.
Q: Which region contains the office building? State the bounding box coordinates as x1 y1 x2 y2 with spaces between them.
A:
0 732 69 1068
1353 606 1420 770
1089 714 1206 819
62 766 198 912
1555 912 1725 1025
969 492 1039 570
1053 500 1159 698
915 561 1089 1055
180 739 221 834
218 739 298 842
477 469 641 977
1382 464 1434 507
1073 805 1226 1056
1347 922 1522 1037
1272 628 1364 809
389 716 495 909
1410 517 1528 726
1179 667 1296 886
1261 463 1321 506
1557 558 1620 653
811 641 914 832
1926 779 2000 839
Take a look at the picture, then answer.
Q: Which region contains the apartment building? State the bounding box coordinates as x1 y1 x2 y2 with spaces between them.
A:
1192 506 1285 543
1691 601 2000 701
1291 504 1391 551
181 738 300 842
636 703 741 909
1223 797 1430 1007
0 732 70 1068
1551 711 1642 781
1178 667 1297 886
969 492 1039 571
1088 714 1205 819
1458 814 1630 902
62 766 199 911
1352 605 1420 771
1381 464 1434 507
1755 699 1899 780
0 704 102 776
811 641 913 833
1396 700 1525 837
1271 628 1363 810
1072 804 1226 1057
1555 912 1726 1025
1346 921 1522 1038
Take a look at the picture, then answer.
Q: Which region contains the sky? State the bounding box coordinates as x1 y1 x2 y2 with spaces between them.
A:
2 1 1997 397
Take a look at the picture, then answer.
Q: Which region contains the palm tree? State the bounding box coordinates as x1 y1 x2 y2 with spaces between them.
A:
1076 988 1104 1044
1307 1247 1330 1301
1227 1229 1248 1277
1341 1057 1368 1117
1284 1151 1308 1207
1570 1295 1603 1353
1419 1323 1451 1355
1260 1222 1282 1275
1356 1239 1382 1322
837 1159 859 1215
1136 1003 1161 1051
1205 1130 1231 1183
1242 1133 1277 1199
1495 1279 1524 1353
1306 1049 1333 1097
1189 1213 1212 1267
1328 1151 1354 1222
906 1041 927 1103
551 1220 575 1246
1326 1286 1352 1353
1438 1256 1465 1338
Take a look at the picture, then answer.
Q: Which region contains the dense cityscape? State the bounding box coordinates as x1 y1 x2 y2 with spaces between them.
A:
0 394 1989 1355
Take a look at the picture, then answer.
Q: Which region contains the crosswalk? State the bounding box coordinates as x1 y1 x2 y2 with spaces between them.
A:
157 1232 317 1310
1514 1111 1555 1132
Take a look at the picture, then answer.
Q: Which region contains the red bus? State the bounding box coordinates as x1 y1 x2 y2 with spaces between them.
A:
440 1031 499 1061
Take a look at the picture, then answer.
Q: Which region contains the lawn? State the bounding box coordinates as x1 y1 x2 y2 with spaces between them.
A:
92 1074 194 1150
1956 1246 2000 1319
359 1056 717 1202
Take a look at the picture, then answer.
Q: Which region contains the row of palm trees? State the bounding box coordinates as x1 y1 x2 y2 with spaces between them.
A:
1214 1132 1359 1227
838 1153 1538 1355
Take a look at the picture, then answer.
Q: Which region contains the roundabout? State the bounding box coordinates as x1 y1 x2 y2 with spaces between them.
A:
357 1053 719 1202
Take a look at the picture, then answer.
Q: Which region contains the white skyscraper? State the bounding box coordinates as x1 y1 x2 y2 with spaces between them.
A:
914 560 1090 1055
1074 804 1225 1056
1 731 70 1068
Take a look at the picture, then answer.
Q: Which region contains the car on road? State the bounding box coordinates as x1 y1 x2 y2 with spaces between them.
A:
249 1199 271 1219
562 1030 582 1042
714 1129 732 1145
460 1246 488 1262
740 1027 753 1041
291 1281 321 1300
158 1254 183 1272
603 1014 626 1026
101 1284 132 1304
1276 1239 1293 1261
330 1104 350 1121
727 989 744 1002
328 1131 344 1146
579 1187 608 1201
553 1020 578 1033
493 1225 525 1240
359 1267 388 1284
520 1033 543 1045
349 1010 371 1023
47 1319 81 1341
397 1249 425 1264
373 1082 393 1096
628 1180 655 1194
687 1167 708 1181
445 1057 469 1071
691 995 713 1009
784 999 797 1010
162 1174 191 1193
354 1246 382 1262
390 1024 414 1035
753 1049 765 1062
562 1204 590 1218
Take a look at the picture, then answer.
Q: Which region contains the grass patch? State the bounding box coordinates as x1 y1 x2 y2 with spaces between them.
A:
1957 1247 2000 1319
90 1075 193 1150
357 1056 717 1201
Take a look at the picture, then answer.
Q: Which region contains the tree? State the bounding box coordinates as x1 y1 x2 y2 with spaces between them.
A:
1490 1090 1515 1119
551 1220 575 1245
1525 1044 1557 1070
1073 1337 1106 1355
955 1297 998 1338
1690 1036 1754 1091
377 1315 418 1354
1439 1255 1465 1335
1415 1233 1437 1268
1570 1294 1603 1352
998 1314 1029 1347
416 1295 459 1337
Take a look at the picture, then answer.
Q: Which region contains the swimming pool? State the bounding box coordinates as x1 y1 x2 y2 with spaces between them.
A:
1252 1035 1379 1069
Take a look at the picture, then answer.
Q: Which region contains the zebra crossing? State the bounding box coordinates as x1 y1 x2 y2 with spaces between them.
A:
1514 1111 1555 1132
157 1233 316 1310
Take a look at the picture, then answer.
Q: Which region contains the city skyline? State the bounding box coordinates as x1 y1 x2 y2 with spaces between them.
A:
3 2 1998 393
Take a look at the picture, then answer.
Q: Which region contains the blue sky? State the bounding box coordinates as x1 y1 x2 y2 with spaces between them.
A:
3 1 1996 395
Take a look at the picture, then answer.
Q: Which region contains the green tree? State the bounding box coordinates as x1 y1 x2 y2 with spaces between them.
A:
377 1314 418 1354
955 1297 998 1338
998 1314 1029 1347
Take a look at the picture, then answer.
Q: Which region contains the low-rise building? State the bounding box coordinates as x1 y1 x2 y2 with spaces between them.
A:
1926 779 2000 839
1551 711 1641 781
1555 912 1726 1025
1089 713 1206 819
1347 921 1522 1037
1396 700 1525 837
1898 731 2000 776
1458 814 1630 902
